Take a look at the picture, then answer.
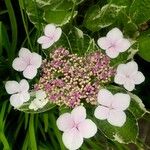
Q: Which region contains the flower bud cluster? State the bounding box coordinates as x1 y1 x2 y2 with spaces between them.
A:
34 48 115 108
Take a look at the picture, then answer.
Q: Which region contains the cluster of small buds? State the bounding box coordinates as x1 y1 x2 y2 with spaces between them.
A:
34 47 115 108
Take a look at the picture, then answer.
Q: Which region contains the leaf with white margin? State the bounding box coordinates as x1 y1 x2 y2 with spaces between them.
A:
94 110 138 144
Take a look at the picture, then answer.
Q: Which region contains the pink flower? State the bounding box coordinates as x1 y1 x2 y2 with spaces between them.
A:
97 28 131 58
12 48 42 79
114 61 145 91
57 106 97 150
94 89 130 127
37 24 62 49
5 79 30 108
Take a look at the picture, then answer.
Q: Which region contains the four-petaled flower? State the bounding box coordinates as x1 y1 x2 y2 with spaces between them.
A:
94 89 130 127
37 24 62 49
97 28 131 58
12 48 42 79
114 61 145 91
57 106 97 150
5 79 30 108
29 90 48 111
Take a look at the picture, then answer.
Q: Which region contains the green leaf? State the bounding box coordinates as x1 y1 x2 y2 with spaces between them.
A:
44 10 77 26
95 111 138 143
138 36 150 62
128 92 147 119
84 4 124 32
18 102 56 114
129 0 150 24
49 27 97 55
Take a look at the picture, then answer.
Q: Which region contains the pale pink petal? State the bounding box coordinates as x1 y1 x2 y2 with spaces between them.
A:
5 81 19 94
97 37 110 50
115 38 131 52
71 106 86 124
42 40 54 49
20 91 30 102
30 53 42 68
18 48 31 61
62 128 83 150
124 80 135 91
94 106 109 120
44 24 56 37
126 61 138 75
106 48 119 58
131 71 145 84
56 113 74 132
107 28 123 42
114 74 126 85
10 93 24 108
97 89 113 107
108 109 126 127
19 79 29 92
53 28 62 42
37 36 51 44
12 57 28 71
78 119 97 138
116 64 126 74
23 65 37 79
112 93 130 110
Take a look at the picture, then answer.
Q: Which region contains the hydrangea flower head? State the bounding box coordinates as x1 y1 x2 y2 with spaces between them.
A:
114 61 145 91
94 89 130 127
34 48 115 108
57 106 97 150
97 28 131 58
12 48 42 79
5 79 30 108
37 24 62 49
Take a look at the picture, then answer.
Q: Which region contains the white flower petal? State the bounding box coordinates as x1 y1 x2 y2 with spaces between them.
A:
5 81 19 94
116 64 126 74
126 61 138 75
71 106 86 124
30 53 42 68
19 79 29 92
37 36 51 44
62 128 83 150
108 109 126 127
21 91 30 102
78 119 97 138
94 106 109 120
112 93 130 110
29 101 38 111
56 113 74 132
124 80 135 91
10 93 24 108
18 48 31 60
116 38 131 52
106 48 119 58
107 28 123 42
36 90 46 99
23 65 37 79
41 40 54 49
132 71 145 84
97 89 113 107
97 37 110 50
114 74 126 85
53 27 62 42
44 24 56 37
12 57 28 71
29 98 48 110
